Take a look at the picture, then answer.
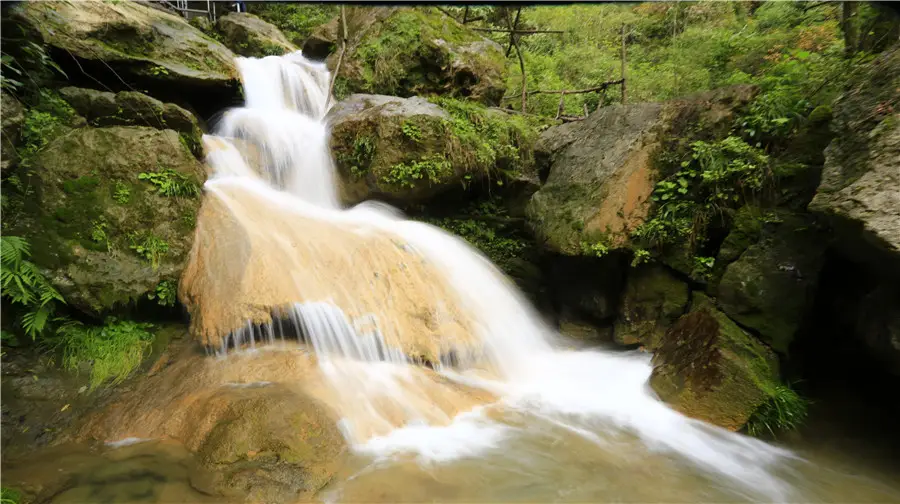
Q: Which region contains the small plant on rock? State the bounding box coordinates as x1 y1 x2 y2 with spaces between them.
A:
745 384 809 437
138 168 200 197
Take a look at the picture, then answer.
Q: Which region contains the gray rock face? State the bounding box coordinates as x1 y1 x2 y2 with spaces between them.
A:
11 0 237 88
857 284 900 375
809 48 900 269
216 13 297 58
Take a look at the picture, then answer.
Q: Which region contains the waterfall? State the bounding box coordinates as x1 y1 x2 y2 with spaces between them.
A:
190 52 803 501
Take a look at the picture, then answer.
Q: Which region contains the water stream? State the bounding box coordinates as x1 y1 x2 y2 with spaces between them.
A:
11 51 898 503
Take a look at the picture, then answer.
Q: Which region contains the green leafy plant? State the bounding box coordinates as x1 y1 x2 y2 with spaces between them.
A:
401 121 423 142
138 169 200 197
128 232 169 269
90 219 112 252
0 486 22 504
382 155 452 189
149 279 177 307
746 384 809 437
56 318 154 390
1 236 65 339
345 135 376 179
113 182 131 204
693 256 715 278
148 65 170 76
630 248 651 267
580 240 610 258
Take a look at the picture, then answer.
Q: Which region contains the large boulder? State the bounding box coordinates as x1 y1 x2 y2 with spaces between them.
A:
650 293 782 431
527 86 757 256
9 0 238 104
10 126 204 316
58 87 203 155
328 94 535 206
809 47 900 271
215 13 297 58
613 264 689 349
856 284 900 375
313 7 507 105
714 211 828 354
1 92 25 173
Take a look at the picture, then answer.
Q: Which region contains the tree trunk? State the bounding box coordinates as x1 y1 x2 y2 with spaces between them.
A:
841 2 860 58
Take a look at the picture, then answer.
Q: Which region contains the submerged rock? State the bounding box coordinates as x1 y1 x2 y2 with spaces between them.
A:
216 13 297 58
613 264 689 349
328 94 535 205
10 126 204 316
650 293 782 431
809 47 900 270
527 86 756 256
313 7 506 104
9 0 238 102
714 211 827 354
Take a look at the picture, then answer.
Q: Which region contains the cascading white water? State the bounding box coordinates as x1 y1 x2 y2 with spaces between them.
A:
199 52 821 502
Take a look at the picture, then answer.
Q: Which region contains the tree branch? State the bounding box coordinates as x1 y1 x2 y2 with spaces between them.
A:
327 6 348 104
470 28 564 34
500 79 625 100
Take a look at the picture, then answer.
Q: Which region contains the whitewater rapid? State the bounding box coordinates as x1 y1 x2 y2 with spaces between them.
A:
201 51 803 502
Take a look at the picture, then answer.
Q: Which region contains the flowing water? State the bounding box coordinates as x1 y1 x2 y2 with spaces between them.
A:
11 51 899 503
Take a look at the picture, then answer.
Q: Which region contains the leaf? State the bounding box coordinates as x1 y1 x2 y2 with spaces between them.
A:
60 403 70 412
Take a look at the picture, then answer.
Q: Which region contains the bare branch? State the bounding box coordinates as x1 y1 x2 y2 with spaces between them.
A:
501 79 625 100
470 28 564 34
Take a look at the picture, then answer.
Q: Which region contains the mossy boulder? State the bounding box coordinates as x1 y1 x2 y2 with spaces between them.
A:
613 264 689 349
328 94 537 205
714 211 827 354
650 293 782 431
9 126 204 316
58 87 202 155
215 13 297 58
809 47 900 271
197 386 346 502
1 91 25 172
527 86 757 256
313 7 507 104
9 0 238 99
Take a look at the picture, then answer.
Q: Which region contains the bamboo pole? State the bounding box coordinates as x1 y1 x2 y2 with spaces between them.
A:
621 23 627 104
327 6 348 104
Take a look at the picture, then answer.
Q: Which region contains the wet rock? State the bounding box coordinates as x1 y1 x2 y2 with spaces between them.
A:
1 91 25 173
715 211 827 354
559 319 613 342
809 47 900 271
328 94 535 205
650 293 782 431
216 12 297 58
527 85 757 256
7 126 204 316
613 264 689 349
311 7 506 104
9 0 238 98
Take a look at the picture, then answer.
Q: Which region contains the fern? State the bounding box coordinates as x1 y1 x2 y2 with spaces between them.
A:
1 235 65 339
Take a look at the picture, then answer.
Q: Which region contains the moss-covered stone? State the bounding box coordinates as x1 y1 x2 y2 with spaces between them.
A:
215 12 297 58
8 126 204 316
58 87 203 156
714 211 827 354
10 0 237 88
312 7 507 105
613 264 689 349
328 94 538 205
650 293 782 431
197 386 345 503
